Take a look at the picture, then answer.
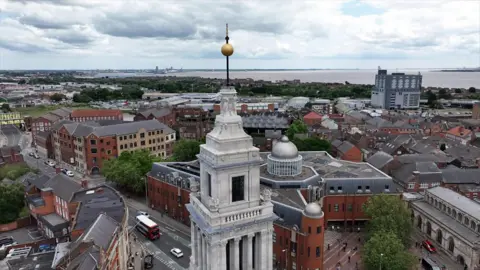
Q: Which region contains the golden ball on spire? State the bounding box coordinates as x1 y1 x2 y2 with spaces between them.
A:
221 43 234 57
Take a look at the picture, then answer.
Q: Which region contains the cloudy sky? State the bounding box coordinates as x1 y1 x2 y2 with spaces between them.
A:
0 0 479 70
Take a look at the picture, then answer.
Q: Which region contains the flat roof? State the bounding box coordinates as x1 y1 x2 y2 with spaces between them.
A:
427 187 480 221
6 251 55 270
259 151 388 180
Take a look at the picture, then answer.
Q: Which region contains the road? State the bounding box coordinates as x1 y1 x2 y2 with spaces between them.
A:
411 229 459 270
127 204 191 270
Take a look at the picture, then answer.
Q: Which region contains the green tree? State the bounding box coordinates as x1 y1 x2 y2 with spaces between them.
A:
172 139 202 161
363 231 416 270
292 137 331 152
468 87 476 93
0 183 25 224
73 93 93 103
363 194 413 247
50 93 67 102
102 150 154 194
18 79 26 84
286 120 308 140
1 103 11 112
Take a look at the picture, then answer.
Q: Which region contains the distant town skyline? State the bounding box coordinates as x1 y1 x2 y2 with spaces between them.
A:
0 0 479 70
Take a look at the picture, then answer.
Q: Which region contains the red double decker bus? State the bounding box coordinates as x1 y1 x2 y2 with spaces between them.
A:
135 215 160 240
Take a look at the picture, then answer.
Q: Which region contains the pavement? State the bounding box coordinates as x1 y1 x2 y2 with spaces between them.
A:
323 230 364 270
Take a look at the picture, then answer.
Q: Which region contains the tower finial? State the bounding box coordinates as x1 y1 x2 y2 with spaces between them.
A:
221 23 234 86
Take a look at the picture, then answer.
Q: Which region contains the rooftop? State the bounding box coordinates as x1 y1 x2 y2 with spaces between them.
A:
71 185 125 231
427 187 480 221
6 251 55 270
71 109 122 118
43 173 83 202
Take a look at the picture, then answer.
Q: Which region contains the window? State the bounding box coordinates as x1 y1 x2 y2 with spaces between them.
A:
231 176 245 202
328 204 331 212
100 139 103 143
308 226 311 234
106 150 112 155
420 183 428 189
347 204 353 212
365 185 370 191
207 173 212 197
141 141 146 146
273 232 276 243
106 141 110 146
140 133 145 138
408 183 415 189
316 226 321 234
90 139 96 145
119 137 123 141
307 247 310 257
337 186 342 192
334 204 339 212
316 247 320 257
329 186 334 193
385 184 390 191
129 135 132 139
91 148 97 154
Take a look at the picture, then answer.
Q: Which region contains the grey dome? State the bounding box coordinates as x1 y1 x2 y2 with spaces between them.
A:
271 136 298 159
303 202 323 218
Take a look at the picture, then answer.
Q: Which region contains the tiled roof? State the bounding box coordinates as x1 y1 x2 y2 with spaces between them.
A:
441 168 480 184
303 111 322 120
138 108 172 118
92 119 174 137
428 187 480 221
392 161 442 184
446 126 472 138
71 109 122 118
367 151 393 169
77 213 119 250
50 107 73 118
44 174 83 201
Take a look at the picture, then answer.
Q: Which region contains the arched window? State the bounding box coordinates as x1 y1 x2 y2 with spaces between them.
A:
465 217 470 225
471 220 476 231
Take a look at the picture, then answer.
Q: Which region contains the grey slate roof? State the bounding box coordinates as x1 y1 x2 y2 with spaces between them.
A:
78 213 119 250
71 185 125 231
26 174 51 190
50 107 73 118
367 151 393 169
428 187 480 221
392 162 442 184
92 119 174 136
396 153 455 164
337 140 355 154
441 168 480 184
44 174 83 201
139 108 172 118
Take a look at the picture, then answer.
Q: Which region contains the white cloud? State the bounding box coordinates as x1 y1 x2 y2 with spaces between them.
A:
0 0 478 69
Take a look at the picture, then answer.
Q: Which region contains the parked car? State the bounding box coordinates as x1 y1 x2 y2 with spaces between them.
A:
0 237 16 250
61 169 74 177
170 248 183 258
33 153 40 159
422 239 436 253
45 160 55 167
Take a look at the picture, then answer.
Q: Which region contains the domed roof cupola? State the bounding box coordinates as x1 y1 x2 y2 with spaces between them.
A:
303 202 323 219
267 135 303 176
271 136 299 159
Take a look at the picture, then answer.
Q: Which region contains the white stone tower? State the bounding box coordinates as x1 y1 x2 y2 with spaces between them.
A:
186 24 276 270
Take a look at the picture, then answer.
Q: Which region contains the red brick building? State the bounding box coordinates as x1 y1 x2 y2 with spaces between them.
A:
70 109 123 122
0 145 24 166
134 108 176 127
23 173 130 269
52 119 175 175
303 111 323 126
331 139 363 162
32 107 72 142
174 107 214 140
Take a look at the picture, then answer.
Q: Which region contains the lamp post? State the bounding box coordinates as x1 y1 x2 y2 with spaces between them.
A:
282 249 288 270
379 253 384 270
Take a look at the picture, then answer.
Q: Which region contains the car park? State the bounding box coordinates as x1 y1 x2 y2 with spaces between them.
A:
170 248 183 258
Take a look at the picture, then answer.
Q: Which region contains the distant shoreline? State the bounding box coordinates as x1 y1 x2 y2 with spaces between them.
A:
436 69 480 72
